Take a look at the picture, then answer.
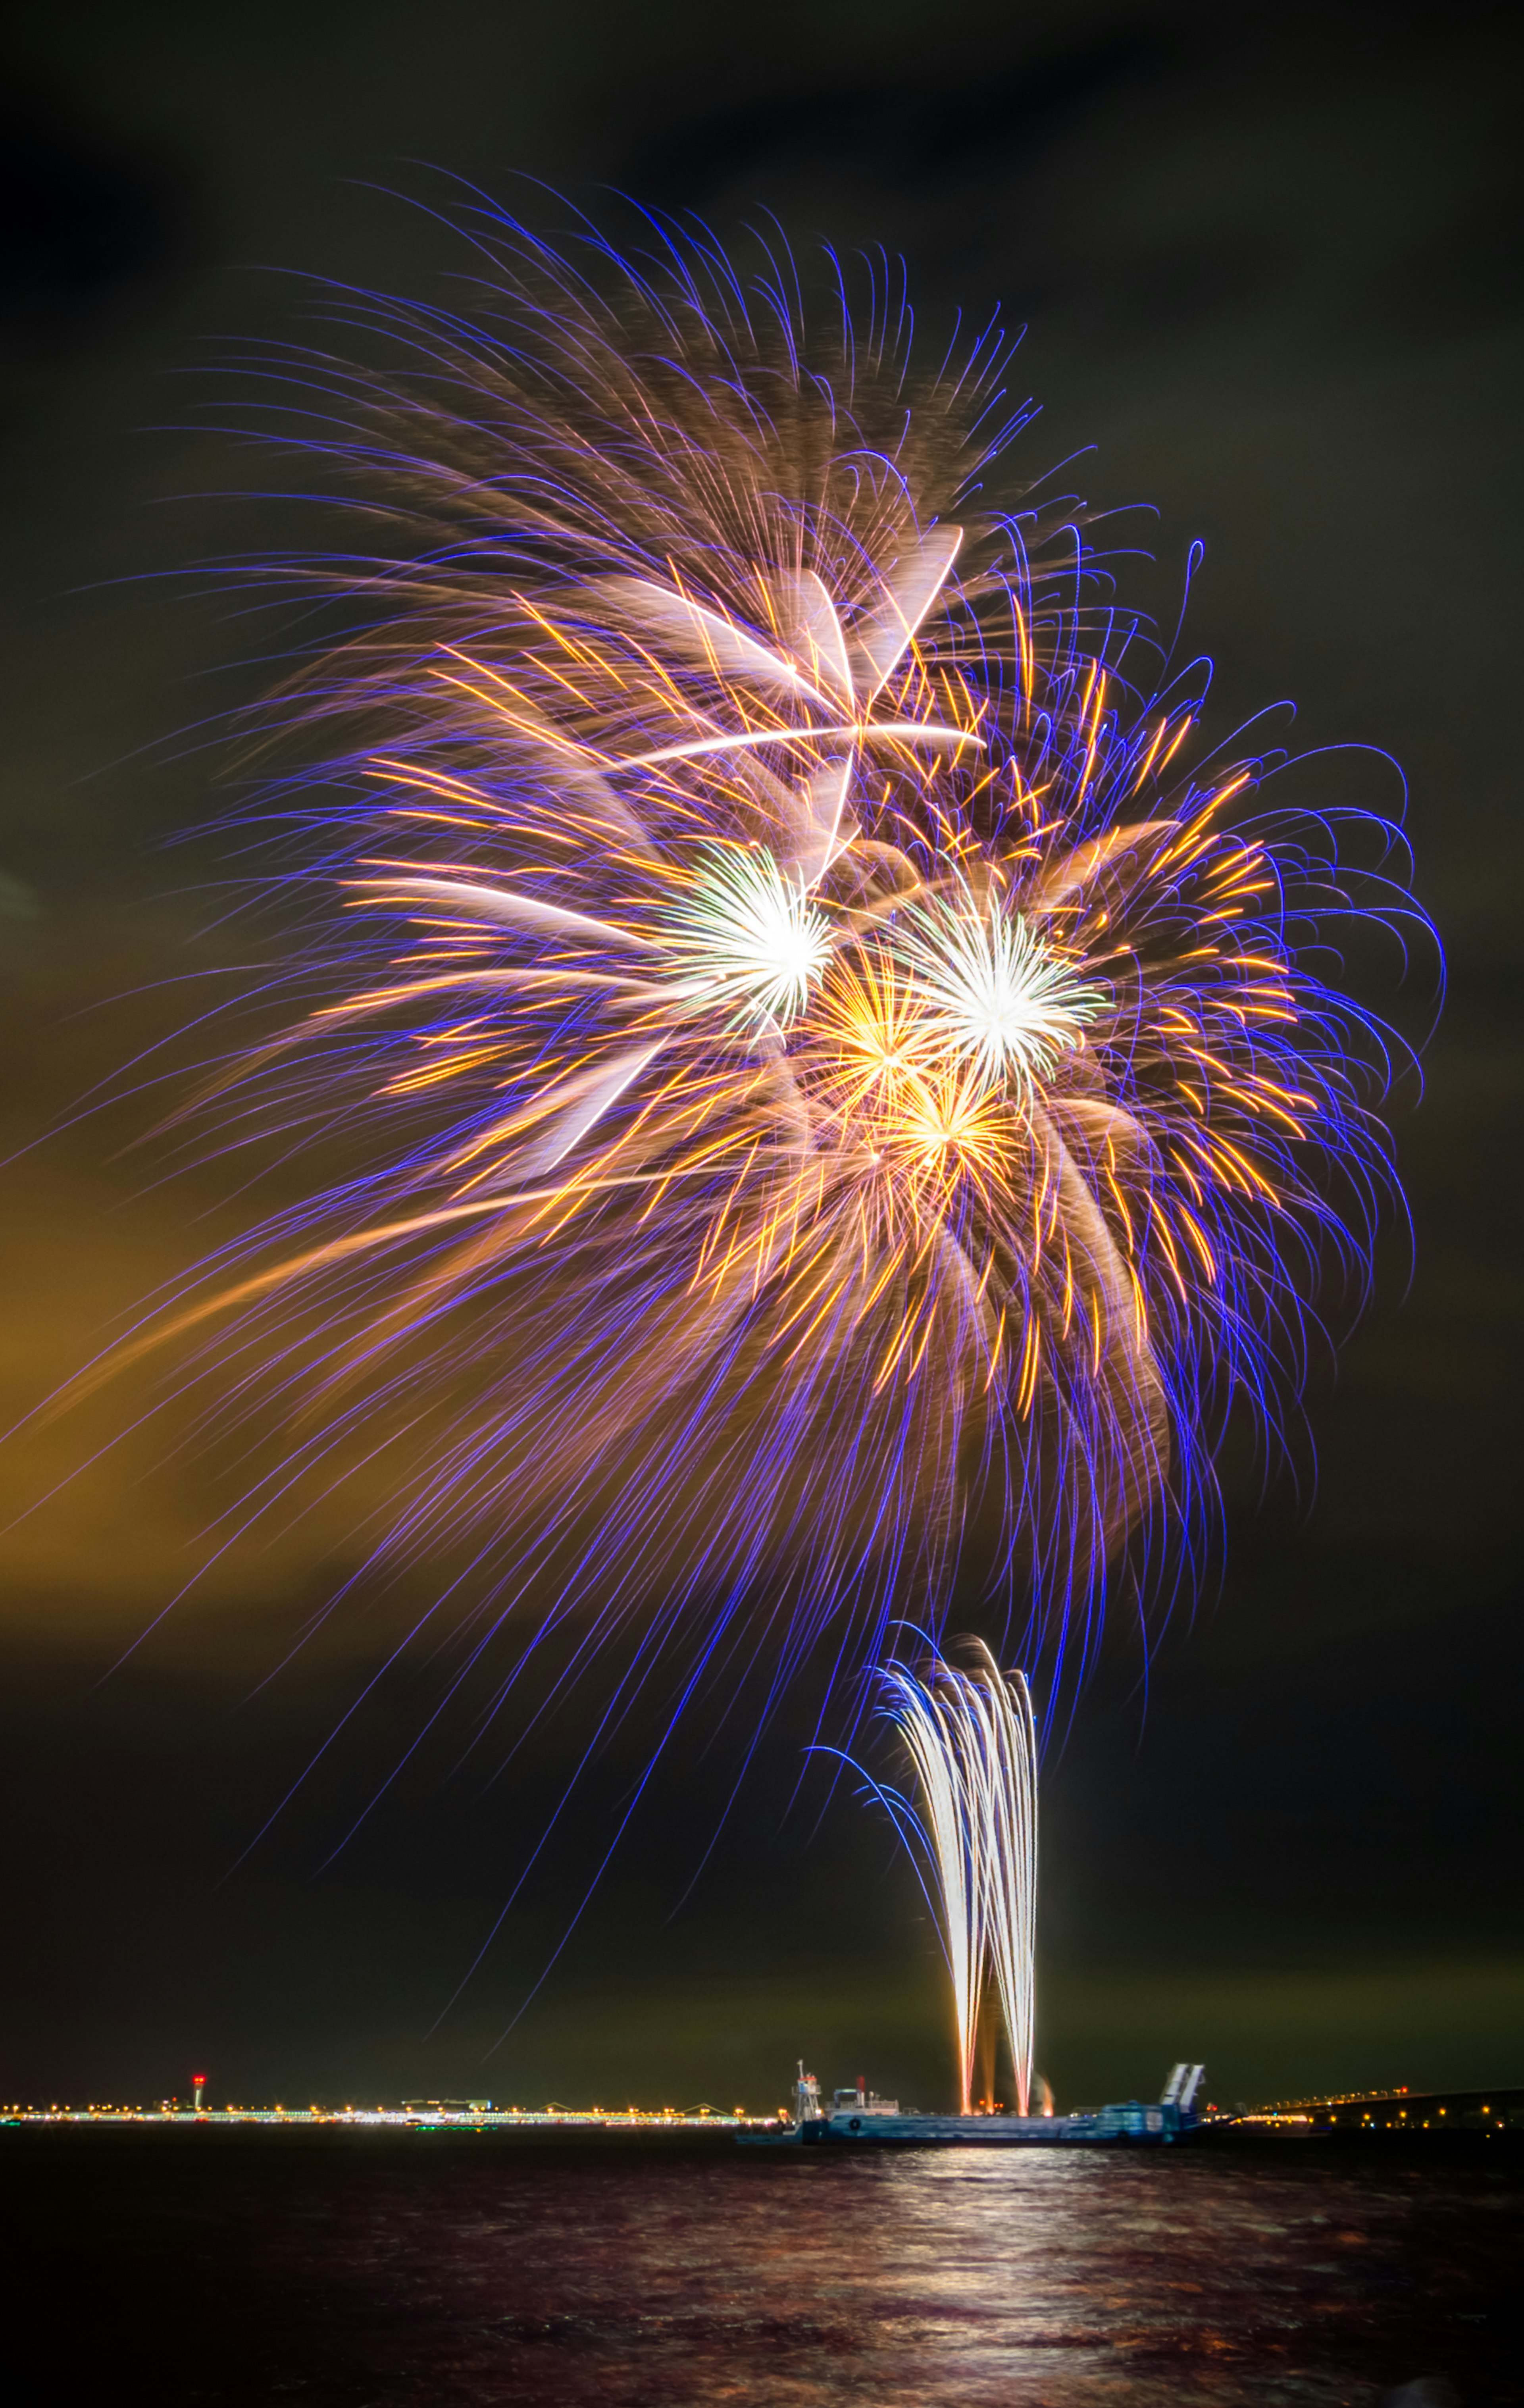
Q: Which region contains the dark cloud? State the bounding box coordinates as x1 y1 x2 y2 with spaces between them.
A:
0 74 201 354
620 27 1175 210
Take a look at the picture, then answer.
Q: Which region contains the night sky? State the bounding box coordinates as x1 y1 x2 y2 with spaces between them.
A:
2 0 1519 2119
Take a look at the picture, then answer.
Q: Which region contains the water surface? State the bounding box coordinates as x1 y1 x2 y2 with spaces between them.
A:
5 2132 1520 2404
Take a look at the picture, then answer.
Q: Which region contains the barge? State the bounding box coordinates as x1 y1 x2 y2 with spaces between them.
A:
744 2062 1205 2148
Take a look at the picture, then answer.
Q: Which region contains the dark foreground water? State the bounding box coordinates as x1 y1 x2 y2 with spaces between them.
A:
3 2133 1521 2406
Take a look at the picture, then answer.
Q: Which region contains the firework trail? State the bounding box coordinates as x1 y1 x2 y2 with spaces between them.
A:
54 196 1430 1871
871 1640 1038 2115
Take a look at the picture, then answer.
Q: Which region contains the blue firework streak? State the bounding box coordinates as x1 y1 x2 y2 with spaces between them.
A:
80 200 1431 1842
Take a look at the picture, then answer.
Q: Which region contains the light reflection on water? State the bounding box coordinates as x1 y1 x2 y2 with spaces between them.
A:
8 2135 1520 2404
253 2141 1515 2404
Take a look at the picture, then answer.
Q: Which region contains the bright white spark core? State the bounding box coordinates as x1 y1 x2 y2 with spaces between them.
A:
894 892 1107 1096
663 845 833 1031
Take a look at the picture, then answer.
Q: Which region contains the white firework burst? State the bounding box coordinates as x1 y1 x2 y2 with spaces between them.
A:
893 889 1107 1097
661 845 834 1032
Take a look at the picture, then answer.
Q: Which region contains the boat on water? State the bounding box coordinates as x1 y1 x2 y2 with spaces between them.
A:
743 2063 1206 2148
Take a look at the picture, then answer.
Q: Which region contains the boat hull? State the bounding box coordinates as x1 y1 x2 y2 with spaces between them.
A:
743 2104 1194 2147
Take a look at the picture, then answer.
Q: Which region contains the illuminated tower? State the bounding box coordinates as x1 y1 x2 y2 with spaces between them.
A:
192 2073 206 2113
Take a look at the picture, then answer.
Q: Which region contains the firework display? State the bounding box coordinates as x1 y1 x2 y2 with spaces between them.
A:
873 1642 1039 2115
101 204 1424 1761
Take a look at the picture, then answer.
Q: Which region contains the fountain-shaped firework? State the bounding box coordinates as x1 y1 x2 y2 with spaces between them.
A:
875 1643 1038 2115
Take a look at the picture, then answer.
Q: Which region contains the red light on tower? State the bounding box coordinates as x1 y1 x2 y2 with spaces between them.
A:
193 2075 206 2113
